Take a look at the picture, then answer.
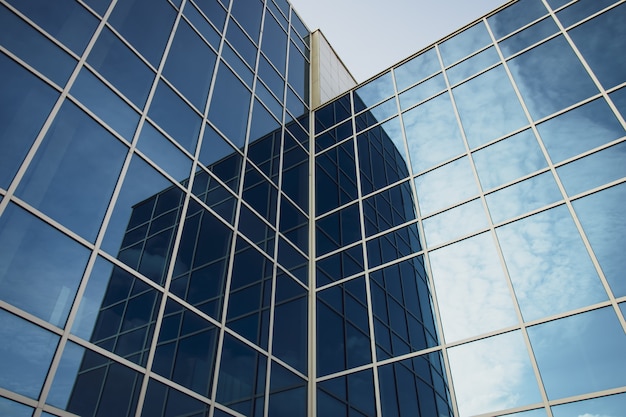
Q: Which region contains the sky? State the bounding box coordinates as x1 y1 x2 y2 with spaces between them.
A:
288 0 508 82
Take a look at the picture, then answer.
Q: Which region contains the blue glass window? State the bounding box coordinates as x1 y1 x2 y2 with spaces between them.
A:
142 379 210 417
261 12 288 73
354 72 394 112
16 101 128 241
163 20 217 111
569 2 626 90
230 0 263 43
0 397 33 417
0 5 76 86
487 0 548 39
316 203 361 256
556 0 618 27
508 36 598 120
446 46 500 85
552 392 626 417
288 44 308 100
208 65 251 148
528 307 626 399
191 0 226 33
403 92 465 173
71 68 140 140
316 140 358 215
498 17 559 58
272 273 307 372
88 27 154 107
453 65 528 148
318 370 375 417
110 0 176 67
317 246 364 287
149 80 202 154
394 48 441 91
137 122 193 183
573 183 626 297
0 309 58 399
7 0 98 55
439 22 492 66
0 52 59 189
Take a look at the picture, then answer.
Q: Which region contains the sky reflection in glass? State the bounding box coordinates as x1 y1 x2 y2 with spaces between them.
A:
497 205 606 321
528 307 626 400
430 233 517 342
448 331 541 416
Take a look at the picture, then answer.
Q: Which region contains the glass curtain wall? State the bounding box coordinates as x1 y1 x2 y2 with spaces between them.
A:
0 0 311 416
313 0 626 416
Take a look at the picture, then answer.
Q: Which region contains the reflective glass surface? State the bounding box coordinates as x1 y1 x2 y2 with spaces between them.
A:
318 370 375 417
473 129 547 191
16 101 127 241
0 397 33 417
423 199 488 247
430 233 517 342
453 65 528 148
439 22 492 66
557 141 626 196
528 307 626 399
446 46 499 86
0 52 59 189
551 392 626 417
486 172 562 224
573 183 626 297
163 20 217 111
508 36 598 120
497 206 607 321
536 98 625 163
394 48 441 91
403 93 465 173
487 0 548 39
0 4 76 86
448 331 541 416
6 0 98 55
208 65 251 148
48 341 142 416
414 157 479 216
0 309 58 399
71 68 140 140
354 72 394 111
110 0 176 67
137 122 193 183
88 27 154 108
399 74 446 110
569 3 626 89
498 17 559 58
142 379 210 417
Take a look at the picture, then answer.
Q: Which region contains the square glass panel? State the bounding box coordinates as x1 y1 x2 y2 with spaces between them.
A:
403 92 466 173
354 71 394 112
446 46 500 86
573 183 626 297
414 157 479 215
423 198 488 247
394 48 441 91
536 98 625 163
528 307 626 399
496 205 607 321
399 74 446 110
16 101 128 241
473 129 547 191
439 22 492 66
508 36 598 120
487 0 548 39
0 309 58 399
430 233 518 342
448 331 542 416
498 17 559 58
453 65 528 148
0 51 59 189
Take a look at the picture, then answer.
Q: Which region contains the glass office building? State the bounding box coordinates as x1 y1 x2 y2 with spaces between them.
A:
0 0 625 416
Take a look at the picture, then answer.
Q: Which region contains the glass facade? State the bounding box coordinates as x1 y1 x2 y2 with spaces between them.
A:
0 0 625 417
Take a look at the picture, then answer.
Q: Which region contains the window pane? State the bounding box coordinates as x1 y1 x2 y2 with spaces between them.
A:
208 65 251 148
473 129 547 191
535 98 625 163
569 3 626 89
508 36 598 120
149 80 202 154
110 0 176 66
448 331 541 416
88 27 154 107
137 122 193 183
354 72 394 111
528 307 626 399
486 172 562 224
551 392 626 417
430 233 518 342
487 0 548 39
498 17 559 58
394 48 441 91
423 199 488 247
0 52 59 189
7 0 98 54
71 68 140 140
573 183 626 297
446 46 500 86
16 101 128 241
497 206 607 321
453 65 528 148
439 22 492 66
0 4 76 86
0 309 58 399
163 20 217 110
403 93 465 172
0 397 34 417
414 157 479 215
0 204 90 327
